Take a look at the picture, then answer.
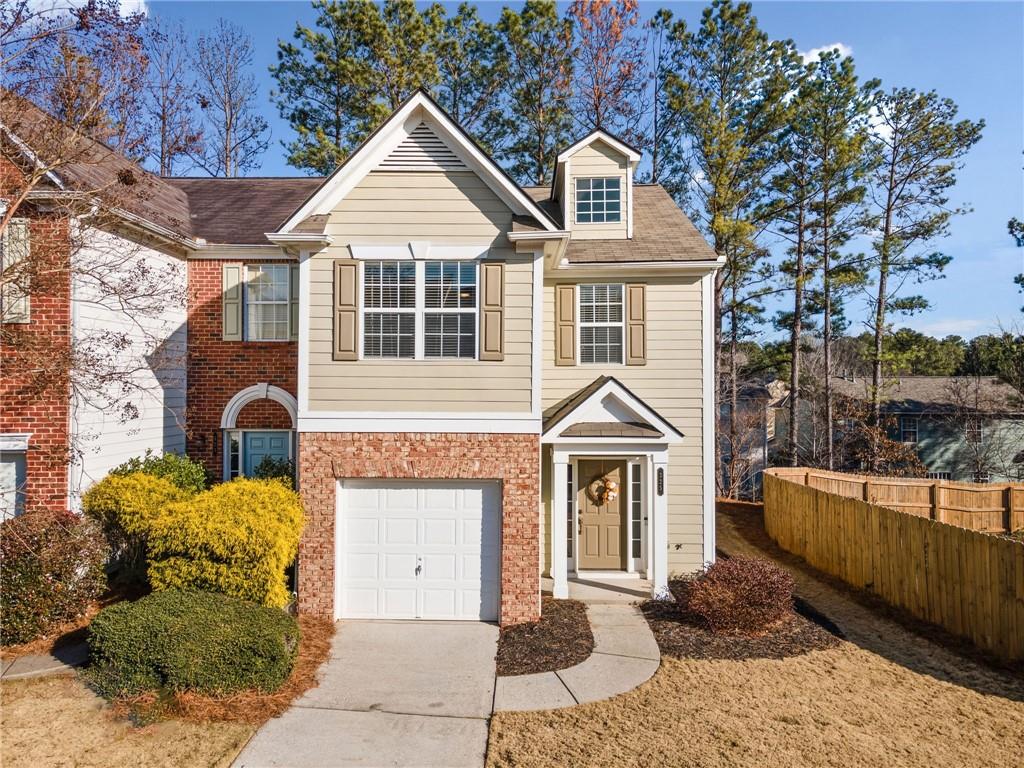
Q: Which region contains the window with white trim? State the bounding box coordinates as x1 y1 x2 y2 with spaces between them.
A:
362 260 416 358
424 261 476 359
575 177 621 223
579 284 624 364
900 416 919 444
245 265 290 341
360 260 478 360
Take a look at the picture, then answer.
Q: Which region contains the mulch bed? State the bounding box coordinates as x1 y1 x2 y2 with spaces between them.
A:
112 615 335 726
496 597 593 676
640 580 841 662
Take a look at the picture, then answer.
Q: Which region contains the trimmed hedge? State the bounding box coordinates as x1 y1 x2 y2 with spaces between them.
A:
147 479 303 608
0 511 108 645
110 450 208 494
87 589 300 697
686 556 795 634
82 473 189 582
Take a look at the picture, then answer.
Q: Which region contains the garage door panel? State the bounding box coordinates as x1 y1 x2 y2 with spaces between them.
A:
384 518 417 545
383 588 417 617
345 518 378 546
337 480 501 621
423 518 457 546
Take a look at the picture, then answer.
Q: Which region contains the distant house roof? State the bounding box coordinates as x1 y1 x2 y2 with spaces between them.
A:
830 375 1024 415
523 185 716 263
164 177 324 245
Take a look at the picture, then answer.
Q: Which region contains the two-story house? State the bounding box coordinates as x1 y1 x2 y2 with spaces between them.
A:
3 90 720 626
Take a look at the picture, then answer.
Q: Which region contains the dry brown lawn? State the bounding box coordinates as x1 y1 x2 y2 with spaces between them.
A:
488 643 1024 768
487 506 1024 768
0 676 254 768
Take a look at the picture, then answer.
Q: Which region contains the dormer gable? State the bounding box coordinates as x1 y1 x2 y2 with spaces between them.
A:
552 130 641 241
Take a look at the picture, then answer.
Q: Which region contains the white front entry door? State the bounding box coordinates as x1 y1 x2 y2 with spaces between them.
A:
336 480 501 621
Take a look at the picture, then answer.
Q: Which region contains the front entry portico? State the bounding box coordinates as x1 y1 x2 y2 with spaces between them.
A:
542 377 684 601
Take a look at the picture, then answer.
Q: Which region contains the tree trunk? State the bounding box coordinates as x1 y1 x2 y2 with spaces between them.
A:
729 282 739 498
870 156 897 470
822 187 834 471
789 200 805 467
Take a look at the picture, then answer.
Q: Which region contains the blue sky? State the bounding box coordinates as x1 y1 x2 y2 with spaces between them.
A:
148 1 1024 339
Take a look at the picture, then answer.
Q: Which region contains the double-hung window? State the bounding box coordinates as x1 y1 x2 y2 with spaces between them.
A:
245 265 290 341
362 261 416 358
575 177 621 224
578 283 624 364
900 416 919 444
424 261 477 358
360 260 477 360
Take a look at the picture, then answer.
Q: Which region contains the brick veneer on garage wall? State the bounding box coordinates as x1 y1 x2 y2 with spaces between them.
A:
298 432 541 626
186 259 297 478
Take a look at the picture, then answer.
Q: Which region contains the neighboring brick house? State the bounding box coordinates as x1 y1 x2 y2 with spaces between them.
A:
1 106 190 516
3 90 722 626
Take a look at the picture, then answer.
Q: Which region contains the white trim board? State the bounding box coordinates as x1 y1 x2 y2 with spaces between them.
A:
701 271 716 566
297 413 541 434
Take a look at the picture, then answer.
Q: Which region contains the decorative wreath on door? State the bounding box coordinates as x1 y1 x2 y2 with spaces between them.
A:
585 473 619 506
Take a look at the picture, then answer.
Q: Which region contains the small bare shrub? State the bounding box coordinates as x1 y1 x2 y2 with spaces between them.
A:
687 557 795 634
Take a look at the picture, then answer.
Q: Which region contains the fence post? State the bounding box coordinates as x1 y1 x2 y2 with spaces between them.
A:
931 481 939 521
1006 486 1015 534
864 480 873 503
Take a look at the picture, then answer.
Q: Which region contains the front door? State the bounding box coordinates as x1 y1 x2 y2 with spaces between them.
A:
244 431 291 476
576 459 627 570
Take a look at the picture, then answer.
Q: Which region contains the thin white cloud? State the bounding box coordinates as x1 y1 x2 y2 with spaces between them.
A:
26 0 148 18
799 42 853 65
909 318 992 337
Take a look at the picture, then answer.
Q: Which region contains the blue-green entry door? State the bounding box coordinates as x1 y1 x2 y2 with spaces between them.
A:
244 432 291 476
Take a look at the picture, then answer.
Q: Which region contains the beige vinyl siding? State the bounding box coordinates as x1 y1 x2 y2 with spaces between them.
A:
541 276 706 575
568 141 628 240
307 171 533 413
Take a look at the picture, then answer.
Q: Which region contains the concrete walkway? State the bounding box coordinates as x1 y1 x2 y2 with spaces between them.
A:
233 621 498 768
1 642 88 681
493 603 659 711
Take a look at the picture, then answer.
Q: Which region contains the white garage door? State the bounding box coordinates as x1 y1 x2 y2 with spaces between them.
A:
337 480 501 621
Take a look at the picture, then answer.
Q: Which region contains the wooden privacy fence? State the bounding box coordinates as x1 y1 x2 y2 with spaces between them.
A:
763 469 1024 662
768 467 1024 534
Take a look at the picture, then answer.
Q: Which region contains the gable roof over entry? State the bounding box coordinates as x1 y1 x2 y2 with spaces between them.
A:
542 376 684 443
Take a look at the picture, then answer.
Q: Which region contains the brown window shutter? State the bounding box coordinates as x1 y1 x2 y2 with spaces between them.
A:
555 284 576 366
289 263 299 342
333 260 358 361
626 283 647 365
222 264 242 341
479 261 504 361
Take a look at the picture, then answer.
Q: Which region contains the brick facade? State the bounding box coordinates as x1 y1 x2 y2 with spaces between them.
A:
297 432 541 626
185 259 297 479
1 159 72 511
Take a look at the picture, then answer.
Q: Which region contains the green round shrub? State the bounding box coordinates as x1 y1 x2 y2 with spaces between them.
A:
82 473 188 583
87 589 300 698
109 450 208 494
147 478 304 608
0 511 108 645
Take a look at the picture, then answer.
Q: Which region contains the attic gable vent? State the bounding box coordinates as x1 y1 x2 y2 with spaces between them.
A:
378 122 466 171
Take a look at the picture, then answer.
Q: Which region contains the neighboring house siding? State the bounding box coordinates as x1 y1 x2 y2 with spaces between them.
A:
69 233 188 507
306 170 534 413
0 200 71 512
541 275 706 575
894 416 1024 483
186 258 297 478
567 141 628 240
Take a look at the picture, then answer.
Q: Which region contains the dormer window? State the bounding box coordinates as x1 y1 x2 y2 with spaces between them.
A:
575 177 621 224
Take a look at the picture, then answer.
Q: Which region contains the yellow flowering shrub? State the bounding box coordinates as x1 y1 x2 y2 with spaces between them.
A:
82 473 190 581
146 478 304 608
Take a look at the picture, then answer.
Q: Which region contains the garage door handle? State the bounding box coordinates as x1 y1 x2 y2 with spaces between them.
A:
415 557 422 576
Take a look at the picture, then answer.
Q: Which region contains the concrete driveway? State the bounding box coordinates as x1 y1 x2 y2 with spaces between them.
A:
233 621 498 768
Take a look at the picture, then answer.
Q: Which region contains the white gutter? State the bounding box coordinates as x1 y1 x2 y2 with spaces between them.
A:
507 230 571 242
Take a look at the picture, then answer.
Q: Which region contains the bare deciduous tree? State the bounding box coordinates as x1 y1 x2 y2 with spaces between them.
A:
143 17 202 176
192 18 269 177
